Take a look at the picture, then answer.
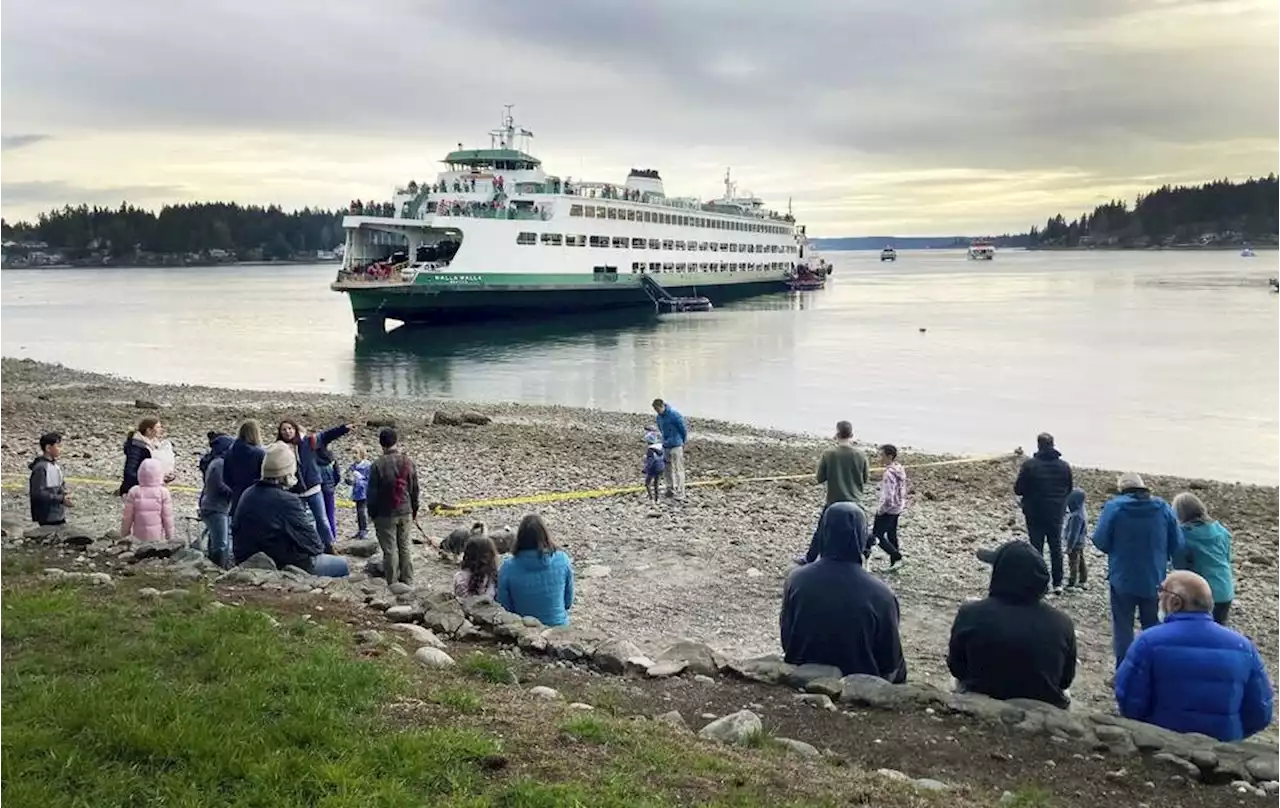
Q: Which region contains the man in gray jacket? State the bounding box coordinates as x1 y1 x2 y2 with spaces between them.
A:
29 432 71 526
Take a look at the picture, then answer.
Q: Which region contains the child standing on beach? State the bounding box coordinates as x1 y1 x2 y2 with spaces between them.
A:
870 444 907 569
121 458 175 542
643 429 666 504
345 445 372 540
1063 487 1089 590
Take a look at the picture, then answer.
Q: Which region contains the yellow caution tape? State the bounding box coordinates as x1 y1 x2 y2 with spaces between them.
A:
1 452 1015 516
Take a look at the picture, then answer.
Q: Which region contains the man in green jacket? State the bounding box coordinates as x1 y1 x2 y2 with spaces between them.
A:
798 421 869 563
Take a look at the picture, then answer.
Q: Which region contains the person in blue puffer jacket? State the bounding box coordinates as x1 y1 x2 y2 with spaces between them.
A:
1091 472 1183 667
651 398 688 500
1115 570 1271 742
496 513 575 626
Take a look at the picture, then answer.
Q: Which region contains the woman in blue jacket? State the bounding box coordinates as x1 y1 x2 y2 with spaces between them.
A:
1171 492 1235 625
496 513 575 626
276 419 351 552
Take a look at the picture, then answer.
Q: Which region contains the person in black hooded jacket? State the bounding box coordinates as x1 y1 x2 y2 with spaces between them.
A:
780 502 907 682
949 540 1077 708
1014 432 1074 593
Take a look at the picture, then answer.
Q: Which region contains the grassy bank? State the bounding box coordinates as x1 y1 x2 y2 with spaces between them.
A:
1 567 965 808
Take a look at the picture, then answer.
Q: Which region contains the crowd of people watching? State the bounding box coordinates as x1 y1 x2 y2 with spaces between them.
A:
23 413 1274 742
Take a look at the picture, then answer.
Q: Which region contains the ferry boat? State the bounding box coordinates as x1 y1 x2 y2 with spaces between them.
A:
880 246 897 262
333 107 807 329
967 240 995 260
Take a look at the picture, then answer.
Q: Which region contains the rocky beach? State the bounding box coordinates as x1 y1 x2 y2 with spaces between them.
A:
2 357 1276 734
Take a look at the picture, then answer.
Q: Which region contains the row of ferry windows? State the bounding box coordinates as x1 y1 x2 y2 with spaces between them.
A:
517 232 798 253
631 262 794 274
567 204 788 234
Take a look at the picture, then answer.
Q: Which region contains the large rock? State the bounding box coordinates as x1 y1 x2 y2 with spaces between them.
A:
389 623 446 649
1247 756 1279 782
432 411 464 427
385 605 424 623
774 737 820 758
1089 714 1217 755
336 539 380 558
169 547 206 565
529 686 561 701
698 710 762 745
134 399 162 410
646 660 688 678
364 555 385 577
1005 698 1089 739
237 552 279 572
725 655 795 685
655 710 691 733
421 600 470 637
592 638 644 674
946 691 1027 724
785 663 844 690
461 410 492 426
1153 752 1202 780
542 625 608 661
655 641 725 676
1 515 29 538
132 540 187 561
413 647 455 668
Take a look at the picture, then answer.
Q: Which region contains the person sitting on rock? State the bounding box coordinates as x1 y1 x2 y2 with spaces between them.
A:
496 513 574 626
1092 472 1183 667
29 431 70 527
779 502 906 682
1115 570 1272 741
950 540 1077 708
231 442 349 578
121 458 175 542
454 534 499 600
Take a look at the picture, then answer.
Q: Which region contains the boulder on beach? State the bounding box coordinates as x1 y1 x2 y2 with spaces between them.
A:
432 411 464 427
134 399 162 410
461 410 492 426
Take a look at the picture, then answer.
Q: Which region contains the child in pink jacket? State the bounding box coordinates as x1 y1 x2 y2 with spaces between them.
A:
122 458 175 541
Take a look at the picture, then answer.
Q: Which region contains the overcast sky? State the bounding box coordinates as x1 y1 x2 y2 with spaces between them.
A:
2 0 1276 236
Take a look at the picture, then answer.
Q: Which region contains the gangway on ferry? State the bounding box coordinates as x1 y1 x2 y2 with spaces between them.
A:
640 274 713 313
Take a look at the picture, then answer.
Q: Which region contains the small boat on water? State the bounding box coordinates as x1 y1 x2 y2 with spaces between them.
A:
1241 246 1256 257
967 240 995 260
1268 277 1278 293
880 246 897 262
786 256 830 290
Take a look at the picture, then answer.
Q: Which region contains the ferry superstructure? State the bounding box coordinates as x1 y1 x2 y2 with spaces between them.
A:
333 107 811 328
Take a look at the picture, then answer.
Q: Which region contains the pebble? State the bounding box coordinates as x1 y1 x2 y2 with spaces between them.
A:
137 587 161 600
774 737 820 758
568 703 594 711
389 623 446 649
355 629 383 645
389 582 412 595
697 710 762 745
159 588 188 599
745 567 763 578
693 674 715 685
913 778 949 792
529 686 561 700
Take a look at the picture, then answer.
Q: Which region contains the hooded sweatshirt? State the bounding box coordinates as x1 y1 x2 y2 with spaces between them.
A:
1062 488 1088 551
780 502 907 682
28 454 67 525
121 458 175 541
1091 488 1182 597
947 541 1077 708
1172 520 1235 604
199 434 236 515
496 548 575 627
877 461 907 516
1014 448 1073 521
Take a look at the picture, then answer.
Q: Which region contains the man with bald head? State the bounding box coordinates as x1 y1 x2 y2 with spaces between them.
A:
1114 570 1272 741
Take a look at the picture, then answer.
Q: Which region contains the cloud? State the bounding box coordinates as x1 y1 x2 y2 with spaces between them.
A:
1 180 188 208
0 0 1275 234
1 134 52 151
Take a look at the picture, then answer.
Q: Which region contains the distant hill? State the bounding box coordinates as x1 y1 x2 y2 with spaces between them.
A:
1028 175 1278 249
811 235 1028 251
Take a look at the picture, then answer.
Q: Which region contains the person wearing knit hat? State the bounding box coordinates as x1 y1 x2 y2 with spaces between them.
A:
230 441 349 578
1091 470 1183 667
260 441 297 480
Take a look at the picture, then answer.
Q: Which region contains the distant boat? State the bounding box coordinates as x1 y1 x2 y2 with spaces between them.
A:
1269 277 1278 293
1241 246 1256 257
967 240 995 260
880 247 897 262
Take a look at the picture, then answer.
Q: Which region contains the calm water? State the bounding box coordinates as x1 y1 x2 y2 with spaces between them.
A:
3 250 1276 483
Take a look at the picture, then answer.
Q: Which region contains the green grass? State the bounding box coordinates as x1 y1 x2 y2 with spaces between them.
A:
0 571 975 808
459 651 518 685
435 685 485 714
1000 786 1055 808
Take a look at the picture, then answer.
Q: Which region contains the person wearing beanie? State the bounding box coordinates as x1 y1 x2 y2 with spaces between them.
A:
1092 471 1183 667
230 441 349 577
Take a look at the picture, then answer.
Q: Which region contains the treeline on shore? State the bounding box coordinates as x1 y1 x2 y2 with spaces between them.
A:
1 203 344 267
1027 175 1278 249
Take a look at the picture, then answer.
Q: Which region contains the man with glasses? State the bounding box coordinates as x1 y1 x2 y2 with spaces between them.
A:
1114 570 1272 742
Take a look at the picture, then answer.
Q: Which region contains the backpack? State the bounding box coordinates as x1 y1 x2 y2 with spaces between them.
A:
314 442 340 488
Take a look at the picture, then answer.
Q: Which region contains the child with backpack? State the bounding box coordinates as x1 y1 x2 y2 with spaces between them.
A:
345 445 372 540
643 429 665 504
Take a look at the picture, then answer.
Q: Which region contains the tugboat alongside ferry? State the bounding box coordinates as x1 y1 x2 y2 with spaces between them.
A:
332 107 811 329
